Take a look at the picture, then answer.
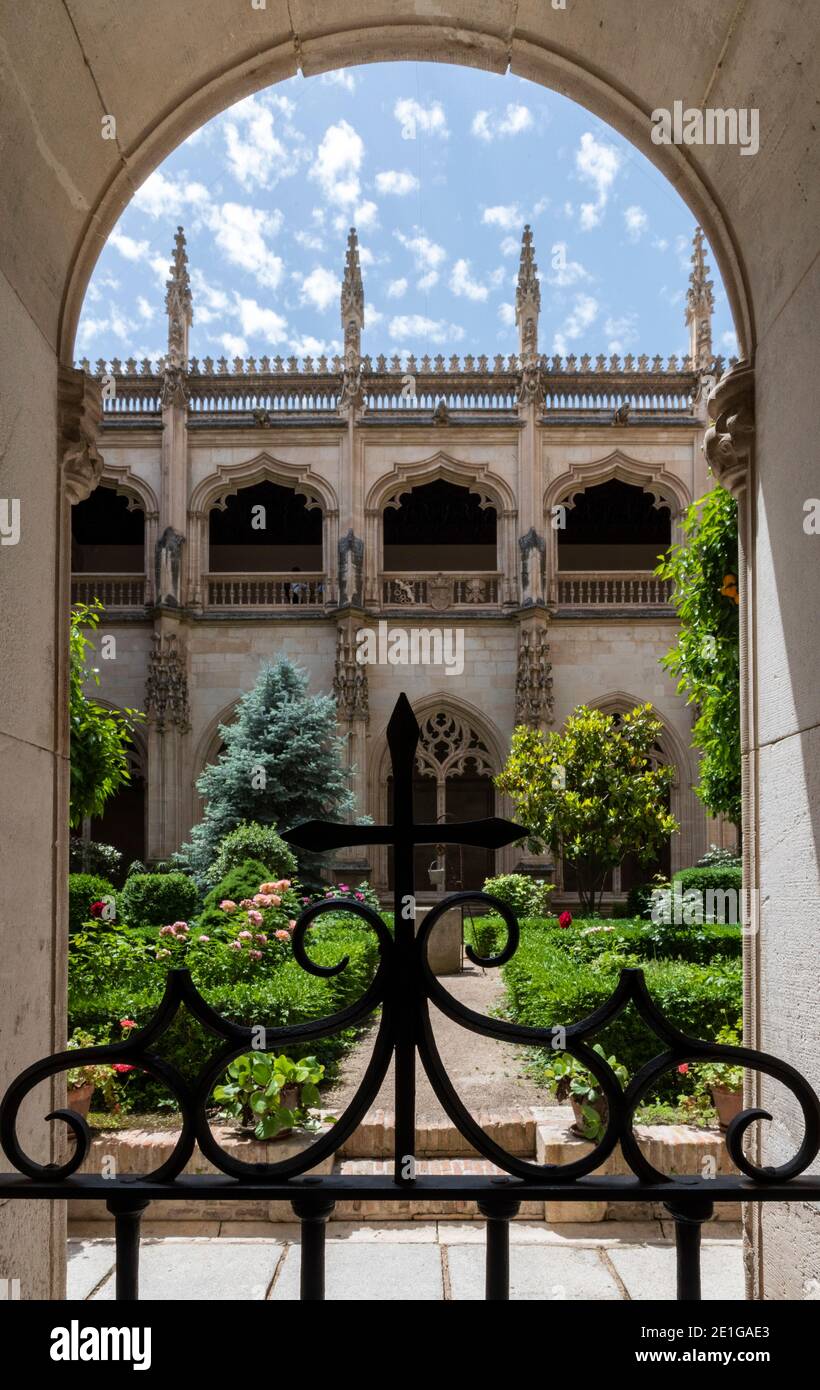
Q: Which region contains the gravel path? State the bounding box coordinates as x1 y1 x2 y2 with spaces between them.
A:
323 963 553 1120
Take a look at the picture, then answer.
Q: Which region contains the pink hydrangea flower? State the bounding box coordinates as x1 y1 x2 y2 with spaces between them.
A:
275 879 291 891
172 921 189 933
287 919 296 931
247 910 263 926
220 899 237 913
156 948 170 959
275 929 290 941
159 924 174 937
255 933 267 944
248 949 262 961
238 930 253 940
197 935 210 943
239 899 254 909
229 940 242 951
252 893 272 907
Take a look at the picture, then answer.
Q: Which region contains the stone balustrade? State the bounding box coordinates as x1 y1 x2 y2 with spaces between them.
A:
205 572 327 608
70 574 146 608
554 571 674 607
381 572 503 609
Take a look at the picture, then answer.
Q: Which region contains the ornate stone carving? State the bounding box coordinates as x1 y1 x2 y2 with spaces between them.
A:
338 529 364 606
703 361 754 496
515 626 554 726
162 226 192 409
145 632 190 731
58 364 104 504
686 227 714 371
515 225 542 405
518 528 546 605
154 526 185 607
332 624 369 721
340 226 365 414
416 711 494 780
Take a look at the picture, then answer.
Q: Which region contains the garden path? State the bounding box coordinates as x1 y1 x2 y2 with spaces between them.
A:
323 962 553 1120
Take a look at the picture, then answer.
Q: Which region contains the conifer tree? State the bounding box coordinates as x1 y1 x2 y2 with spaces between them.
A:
179 658 354 881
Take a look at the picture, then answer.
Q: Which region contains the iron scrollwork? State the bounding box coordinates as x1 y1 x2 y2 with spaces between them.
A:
1 694 819 1196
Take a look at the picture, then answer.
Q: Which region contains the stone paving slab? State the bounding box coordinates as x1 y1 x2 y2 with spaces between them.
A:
68 1224 745 1300
270 1242 444 1300
607 1243 745 1300
90 1238 285 1301
448 1244 623 1300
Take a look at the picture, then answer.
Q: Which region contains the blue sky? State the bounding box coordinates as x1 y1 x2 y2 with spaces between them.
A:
77 62 739 366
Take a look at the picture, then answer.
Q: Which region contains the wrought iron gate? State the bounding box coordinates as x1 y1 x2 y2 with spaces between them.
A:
1 695 819 1301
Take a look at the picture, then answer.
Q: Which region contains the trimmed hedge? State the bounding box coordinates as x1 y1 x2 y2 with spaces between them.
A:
503 930 741 1091
68 873 117 935
196 859 275 936
672 865 742 895
205 822 297 887
467 915 741 965
119 872 200 929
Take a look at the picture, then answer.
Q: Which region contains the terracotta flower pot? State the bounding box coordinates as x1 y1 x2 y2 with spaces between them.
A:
67 1081 95 1119
711 1085 743 1129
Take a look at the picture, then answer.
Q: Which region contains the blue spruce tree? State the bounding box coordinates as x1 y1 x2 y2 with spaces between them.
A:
179 658 354 882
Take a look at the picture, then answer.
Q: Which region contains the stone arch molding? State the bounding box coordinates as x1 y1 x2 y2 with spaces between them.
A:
188 453 340 606
366 452 516 517
584 689 693 786
190 700 239 826
545 451 691 520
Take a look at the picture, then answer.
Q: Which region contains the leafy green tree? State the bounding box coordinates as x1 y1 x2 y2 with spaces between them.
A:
496 705 678 915
69 601 142 827
655 485 740 824
179 658 354 882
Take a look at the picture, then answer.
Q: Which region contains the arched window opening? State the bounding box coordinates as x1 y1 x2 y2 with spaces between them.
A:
88 746 146 867
71 485 145 573
558 479 671 572
209 481 322 573
383 479 497 573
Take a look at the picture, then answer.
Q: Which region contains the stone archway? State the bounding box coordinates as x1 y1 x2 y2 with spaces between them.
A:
3 3 819 1300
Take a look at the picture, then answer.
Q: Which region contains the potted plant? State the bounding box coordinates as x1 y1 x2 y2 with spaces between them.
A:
66 1027 126 1118
214 1052 325 1140
697 1019 744 1128
543 1043 628 1141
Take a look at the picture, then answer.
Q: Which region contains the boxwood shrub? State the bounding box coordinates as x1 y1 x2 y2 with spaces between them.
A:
196 859 275 936
502 929 741 1096
119 872 200 929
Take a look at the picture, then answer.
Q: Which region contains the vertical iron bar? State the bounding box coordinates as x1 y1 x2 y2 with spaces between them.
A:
664 1198 713 1301
106 1197 149 1301
292 1196 336 1300
478 1195 521 1301
391 709 417 1188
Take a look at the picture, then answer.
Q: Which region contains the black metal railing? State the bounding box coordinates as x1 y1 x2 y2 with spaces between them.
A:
1 694 819 1301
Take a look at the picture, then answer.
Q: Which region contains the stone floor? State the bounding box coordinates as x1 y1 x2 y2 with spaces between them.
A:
68 1221 745 1301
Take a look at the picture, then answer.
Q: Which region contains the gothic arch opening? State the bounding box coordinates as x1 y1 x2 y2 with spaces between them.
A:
383 478 497 574
558 479 672 572
208 479 323 574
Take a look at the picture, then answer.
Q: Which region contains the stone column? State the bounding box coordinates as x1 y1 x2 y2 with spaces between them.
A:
511 606 554 878
144 618 191 861
0 358 101 1299
704 361 759 1295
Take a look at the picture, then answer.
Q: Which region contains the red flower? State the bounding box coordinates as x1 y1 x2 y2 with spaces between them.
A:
112 1063 135 1074
89 901 106 918
677 1063 690 1075
119 1019 136 1030
558 911 573 929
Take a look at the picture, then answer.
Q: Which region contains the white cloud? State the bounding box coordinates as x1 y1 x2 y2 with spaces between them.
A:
234 295 288 342
310 120 364 207
552 293 599 354
295 229 325 251
136 296 155 321
417 270 439 292
220 333 248 357
482 204 523 232
375 169 419 196
449 258 488 302
110 230 150 261
387 277 408 298
498 303 516 327
205 202 284 289
133 170 210 219
354 200 379 229
388 314 463 344
222 94 303 191
365 305 383 329
289 334 332 355
299 266 340 313
604 312 639 352
395 229 446 275
394 98 448 140
547 241 591 287
624 205 649 241
320 70 357 93
721 330 739 354
472 103 533 142
576 132 622 229
500 236 519 257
